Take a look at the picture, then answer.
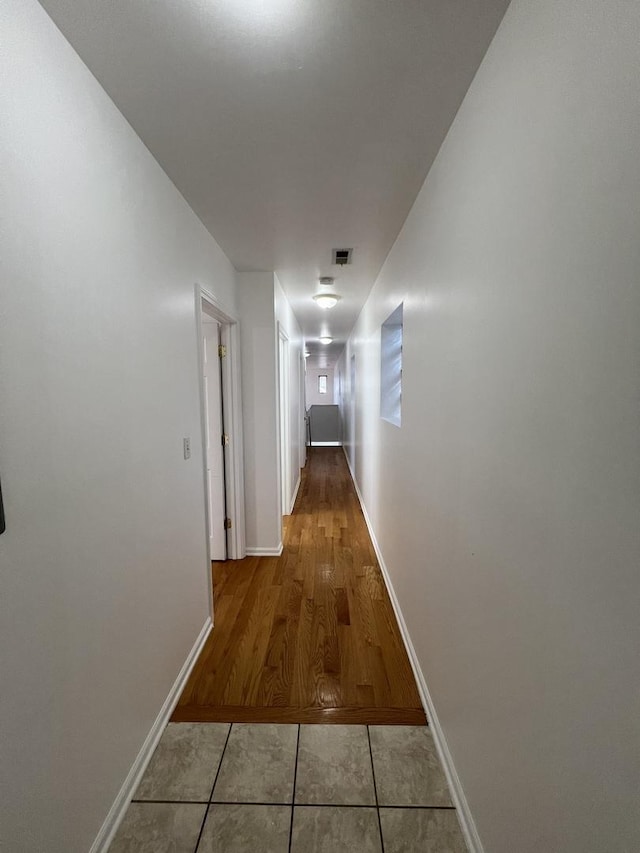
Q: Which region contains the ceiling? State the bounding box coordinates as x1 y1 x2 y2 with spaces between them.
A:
39 0 509 367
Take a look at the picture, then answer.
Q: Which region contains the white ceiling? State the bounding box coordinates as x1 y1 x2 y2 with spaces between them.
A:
38 0 509 367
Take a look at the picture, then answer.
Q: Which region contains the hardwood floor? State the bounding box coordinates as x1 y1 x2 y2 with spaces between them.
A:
172 447 426 725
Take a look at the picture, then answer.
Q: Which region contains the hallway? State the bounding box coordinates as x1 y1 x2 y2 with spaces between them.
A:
173 448 425 725
5 2 639 849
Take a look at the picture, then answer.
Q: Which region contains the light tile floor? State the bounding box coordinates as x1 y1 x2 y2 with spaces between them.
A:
109 723 467 853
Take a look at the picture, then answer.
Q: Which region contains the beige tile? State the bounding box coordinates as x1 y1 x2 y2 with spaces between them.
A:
213 723 298 803
134 722 230 801
198 804 290 853
380 808 467 853
295 725 375 805
108 802 205 853
369 726 452 807
291 806 382 853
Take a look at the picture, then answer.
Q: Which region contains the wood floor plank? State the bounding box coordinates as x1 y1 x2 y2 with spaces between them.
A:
172 447 426 726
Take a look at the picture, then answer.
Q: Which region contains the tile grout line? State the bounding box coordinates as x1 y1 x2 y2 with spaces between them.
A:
287 724 301 853
192 722 234 853
211 802 456 809
367 726 385 853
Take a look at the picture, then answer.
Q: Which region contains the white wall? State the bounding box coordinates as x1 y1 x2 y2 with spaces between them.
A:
238 273 305 550
0 2 237 850
340 1 640 851
275 276 305 506
237 272 281 552
305 366 335 406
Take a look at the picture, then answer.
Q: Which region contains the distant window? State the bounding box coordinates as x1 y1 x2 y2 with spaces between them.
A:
380 303 403 427
318 374 328 394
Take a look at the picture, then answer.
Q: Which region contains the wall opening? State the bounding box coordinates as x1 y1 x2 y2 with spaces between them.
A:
380 303 403 427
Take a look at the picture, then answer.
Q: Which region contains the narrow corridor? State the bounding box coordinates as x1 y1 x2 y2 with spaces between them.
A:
108 449 468 849
173 447 425 725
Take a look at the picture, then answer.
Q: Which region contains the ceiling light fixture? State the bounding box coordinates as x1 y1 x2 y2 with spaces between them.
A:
319 336 333 345
313 276 341 310
313 293 341 309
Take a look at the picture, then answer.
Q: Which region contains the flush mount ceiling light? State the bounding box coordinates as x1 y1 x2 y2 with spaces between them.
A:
313 276 341 310
319 336 333 344
313 293 341 309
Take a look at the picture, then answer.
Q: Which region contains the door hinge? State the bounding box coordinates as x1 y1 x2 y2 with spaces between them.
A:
221 433 230 446
218 344 227 358
224 517 232 530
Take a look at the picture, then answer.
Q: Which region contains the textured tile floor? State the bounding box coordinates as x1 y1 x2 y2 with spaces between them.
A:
108 723 467 852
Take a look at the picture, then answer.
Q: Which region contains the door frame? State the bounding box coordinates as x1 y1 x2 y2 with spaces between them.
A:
195 285 246 610
202 317 227 561
276 323 291 520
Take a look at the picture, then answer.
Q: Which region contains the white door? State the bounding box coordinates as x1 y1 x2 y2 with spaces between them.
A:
203 318 227 560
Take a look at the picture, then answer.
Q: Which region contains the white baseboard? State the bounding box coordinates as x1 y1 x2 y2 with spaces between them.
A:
245 543 283 557
289 473 302 514
89 617 213 853
310 441 342 446
342 448 484 853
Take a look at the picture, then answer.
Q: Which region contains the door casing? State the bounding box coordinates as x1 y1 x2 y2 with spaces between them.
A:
202 317 226 560
195 285 246 620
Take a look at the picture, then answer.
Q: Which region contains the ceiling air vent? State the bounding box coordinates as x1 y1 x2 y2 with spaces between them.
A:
332 248 352 266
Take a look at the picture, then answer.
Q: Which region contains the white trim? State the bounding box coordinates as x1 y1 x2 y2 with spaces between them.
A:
220 320 246 559
194 293 214 618
276 323 291 526
289 471 301 514
246 544 283 557
310 441 342 446
89 618 213 853
197 285 246 562
342 448 484 853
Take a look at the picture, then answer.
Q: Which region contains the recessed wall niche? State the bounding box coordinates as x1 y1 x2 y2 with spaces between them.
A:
380 303 403 427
